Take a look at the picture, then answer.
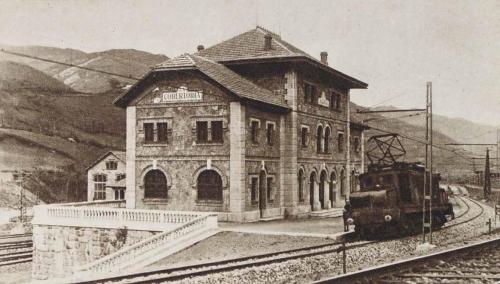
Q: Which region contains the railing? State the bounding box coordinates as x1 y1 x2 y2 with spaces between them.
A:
32 205 210 231
75 213 218 275
59 200 126 208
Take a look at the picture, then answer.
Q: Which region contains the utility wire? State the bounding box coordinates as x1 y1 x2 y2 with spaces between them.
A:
0 49 480 167
0 49 142 80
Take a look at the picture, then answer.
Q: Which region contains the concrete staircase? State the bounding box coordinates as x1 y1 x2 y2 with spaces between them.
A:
71 214 218 281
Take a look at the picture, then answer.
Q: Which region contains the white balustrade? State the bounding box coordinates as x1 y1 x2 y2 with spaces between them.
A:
59 200 126 208
32 204 212 231
75 214 218 274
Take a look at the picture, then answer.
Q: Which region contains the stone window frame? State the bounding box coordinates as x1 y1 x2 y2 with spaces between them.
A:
139 165 172 204
137 117 173 146
249 174 259 205
192 116 228 146
303 81 318 105
115 173 126 181
337 131 345 153
316 124 324 154
192 165 228 205
114 188 125 200
249 118 261 145
265 121 276 146
300 125 310 148
324 125 332 154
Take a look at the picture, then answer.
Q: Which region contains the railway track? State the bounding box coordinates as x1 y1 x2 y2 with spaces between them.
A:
0 234 33 266
314 236 500 284
73 197 490 284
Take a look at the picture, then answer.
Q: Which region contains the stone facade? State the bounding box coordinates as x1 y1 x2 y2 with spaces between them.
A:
116 27 368 222
32 224 155 280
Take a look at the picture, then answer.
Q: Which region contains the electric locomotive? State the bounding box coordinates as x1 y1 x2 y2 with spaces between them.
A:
344 134 454 238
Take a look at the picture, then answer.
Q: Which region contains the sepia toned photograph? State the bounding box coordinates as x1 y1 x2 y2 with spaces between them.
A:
0 0 499 283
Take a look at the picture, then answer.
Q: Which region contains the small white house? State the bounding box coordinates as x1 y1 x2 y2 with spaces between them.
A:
86 151 126 201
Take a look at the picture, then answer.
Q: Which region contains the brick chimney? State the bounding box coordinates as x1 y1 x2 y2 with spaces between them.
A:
197 45 205 52
320 51 328 65
264 34 273 50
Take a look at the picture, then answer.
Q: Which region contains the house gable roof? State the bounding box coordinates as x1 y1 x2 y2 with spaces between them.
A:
85 151 126 172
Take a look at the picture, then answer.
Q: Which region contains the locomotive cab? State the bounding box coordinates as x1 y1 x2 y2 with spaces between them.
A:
347 163 454 238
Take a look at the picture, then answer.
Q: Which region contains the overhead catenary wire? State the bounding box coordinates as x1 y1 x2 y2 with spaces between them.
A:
1 49 480 167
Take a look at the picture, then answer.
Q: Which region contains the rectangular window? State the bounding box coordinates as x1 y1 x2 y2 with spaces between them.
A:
211 121 223 143
301 127 308 148
338 133 344 153
196 121 208 143
304 83 317 104
144 123 154 143
251 120 259 144
266 123 274 146
267 177 273 201
251 177 258 203
93 174 107 200
336 95 341 110
106 161 117 170
157 122 168 143
119 189 125 200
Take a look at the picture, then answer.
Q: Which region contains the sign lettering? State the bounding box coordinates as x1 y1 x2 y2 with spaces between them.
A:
153 86 203 103
318 91 330 107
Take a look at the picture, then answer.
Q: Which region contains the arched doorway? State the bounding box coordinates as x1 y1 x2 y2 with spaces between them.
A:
319 170 327 209
309 171 316 210
259 170 266 217
340 169 346 198
298 169 304 202
330 172 337 207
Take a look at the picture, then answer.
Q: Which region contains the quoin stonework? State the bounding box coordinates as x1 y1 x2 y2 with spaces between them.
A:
114 26 368 222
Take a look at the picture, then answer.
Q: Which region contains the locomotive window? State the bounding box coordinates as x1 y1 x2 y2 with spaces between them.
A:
362 176 374 188
382 175 394 186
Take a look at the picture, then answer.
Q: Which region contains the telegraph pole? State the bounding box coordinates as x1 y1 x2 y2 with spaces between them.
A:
485 148 491 199
423 82 433 244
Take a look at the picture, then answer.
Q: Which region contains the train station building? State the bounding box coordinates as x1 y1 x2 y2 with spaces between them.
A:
114 26 368 222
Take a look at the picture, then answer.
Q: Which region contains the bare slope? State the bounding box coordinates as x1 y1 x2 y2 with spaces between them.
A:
0 44 168 93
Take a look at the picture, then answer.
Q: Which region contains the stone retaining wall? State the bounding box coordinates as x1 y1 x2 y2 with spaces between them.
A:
32 224 156 280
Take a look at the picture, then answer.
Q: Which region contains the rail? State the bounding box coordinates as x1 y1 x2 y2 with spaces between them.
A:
32 204 210 231
75 213 217 275
58 200 126 208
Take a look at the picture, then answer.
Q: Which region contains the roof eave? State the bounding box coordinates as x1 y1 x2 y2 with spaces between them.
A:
219 56 368 89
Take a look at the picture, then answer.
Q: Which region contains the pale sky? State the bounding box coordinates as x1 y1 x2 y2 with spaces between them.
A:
1 0 499 126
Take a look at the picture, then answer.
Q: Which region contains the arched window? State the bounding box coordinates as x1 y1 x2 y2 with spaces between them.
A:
144 170 168 199
298 169 305 202
324 127 331 153
316 125 323 154
197 170 223 201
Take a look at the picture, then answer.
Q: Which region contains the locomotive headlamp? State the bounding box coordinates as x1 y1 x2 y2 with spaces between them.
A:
347 218 354 224
384 215 392 222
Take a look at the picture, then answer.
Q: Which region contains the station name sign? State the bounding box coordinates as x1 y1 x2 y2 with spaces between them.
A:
318 92 330 107
153 86 203 103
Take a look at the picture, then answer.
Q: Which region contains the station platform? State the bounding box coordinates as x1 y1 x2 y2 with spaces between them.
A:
220 215 349 239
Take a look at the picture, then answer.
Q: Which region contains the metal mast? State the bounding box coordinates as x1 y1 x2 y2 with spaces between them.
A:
423 82 433 243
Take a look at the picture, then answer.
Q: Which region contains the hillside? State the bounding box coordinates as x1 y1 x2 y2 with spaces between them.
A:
0 44 168 93
351 103 473 179
0 61 74 93
372 105 499 145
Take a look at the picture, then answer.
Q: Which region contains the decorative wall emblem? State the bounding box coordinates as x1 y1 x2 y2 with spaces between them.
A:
318 91 330 107
152 86 203 103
